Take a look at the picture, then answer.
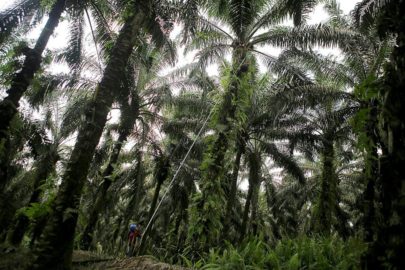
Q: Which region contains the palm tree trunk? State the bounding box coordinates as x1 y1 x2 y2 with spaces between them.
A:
30 10 145 269
264 180 281 239
80 99 139 250
118 150 144 252
222 135 245 239
240 182 253 242
29 213 49 248
0 0 66 190
7 150 59 246
250 181 260 236
80 130 130 250
239 151 261 242
187 49 250 252
363 100 379 242
139 155 170 254
366 3 405 268
313 139 336 234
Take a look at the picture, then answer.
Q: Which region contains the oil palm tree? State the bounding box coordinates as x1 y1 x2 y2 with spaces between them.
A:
0 0 42 45
79 43 176 250
5 113 61 246
185 0 357 252
218 73 306 242
0 0 118 191
272 0 392 238
142 80 215 251
270 78 358 234
3 52 124 245
0 115 55 239
0 59 90 240
0 0 66 192
353 0 405 268
29 1 174 268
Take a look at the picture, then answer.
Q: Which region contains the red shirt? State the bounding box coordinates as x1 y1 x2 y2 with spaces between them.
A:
128 229 141 242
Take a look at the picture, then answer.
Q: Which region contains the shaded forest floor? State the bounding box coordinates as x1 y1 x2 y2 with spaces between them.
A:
0 248 188 270
73 252 189 270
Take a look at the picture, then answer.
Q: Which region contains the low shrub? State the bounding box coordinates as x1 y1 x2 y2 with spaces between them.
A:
200 236 366 270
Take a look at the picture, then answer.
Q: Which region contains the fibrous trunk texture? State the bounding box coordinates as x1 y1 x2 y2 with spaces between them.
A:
80 101 139 250
222 135 245 239
29 11 145 269
313 139 337 234
7 150 59 246
240 151 261 242
366 2 405 268
0 0 66 192
139 155 170 253
187 49 250 253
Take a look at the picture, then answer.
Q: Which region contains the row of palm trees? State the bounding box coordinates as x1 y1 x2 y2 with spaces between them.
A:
0 0 404 269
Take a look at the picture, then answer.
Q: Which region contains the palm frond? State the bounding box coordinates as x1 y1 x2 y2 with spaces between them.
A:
0 0 41 44
62 8 85 72
60 94 92 139
26 74 64 108
253 49 311 84
179 0 200 44
228 0 259 36
260 141 306 184
185 17 233 54
323 0 350 28
194 43 231 70
251 24 359 50
270 0 318 27
277 47 355 86
351 0 393 32
274 84 355 109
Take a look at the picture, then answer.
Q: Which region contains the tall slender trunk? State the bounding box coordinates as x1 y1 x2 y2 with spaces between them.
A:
29 10 146 270
222 135 245 239
111 216 123 255
0 138 11 196
0 0 66 190
366 2 405 268
187 49 251 252
363 100 379 242
250 180 260 236
118 150 144 252
239 151 261 242
79 130 129 250
29 213 49 248
264 180 281 239
139 155 170 254
173 208 184 241
313 139 336 234
7 150 59 246
240 183 253 242
80 102 139 250
123 151 144 224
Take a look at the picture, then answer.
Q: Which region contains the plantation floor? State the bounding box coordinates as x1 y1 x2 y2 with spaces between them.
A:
73 254 189 270
0 248 188 270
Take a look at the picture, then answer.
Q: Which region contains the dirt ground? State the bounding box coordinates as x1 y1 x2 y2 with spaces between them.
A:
0 248 189 270
73 256 190 270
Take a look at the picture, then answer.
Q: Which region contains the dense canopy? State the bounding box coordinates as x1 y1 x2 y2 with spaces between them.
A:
0 0 404 269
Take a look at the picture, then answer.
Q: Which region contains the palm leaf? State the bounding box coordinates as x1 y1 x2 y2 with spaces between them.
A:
0 0 41 44
251 24 359 50
260 141 306 184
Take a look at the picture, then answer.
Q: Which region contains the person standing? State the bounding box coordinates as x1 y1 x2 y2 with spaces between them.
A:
127 223 142 256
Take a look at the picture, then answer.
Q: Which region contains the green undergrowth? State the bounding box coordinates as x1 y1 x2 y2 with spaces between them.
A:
195 236 366 270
